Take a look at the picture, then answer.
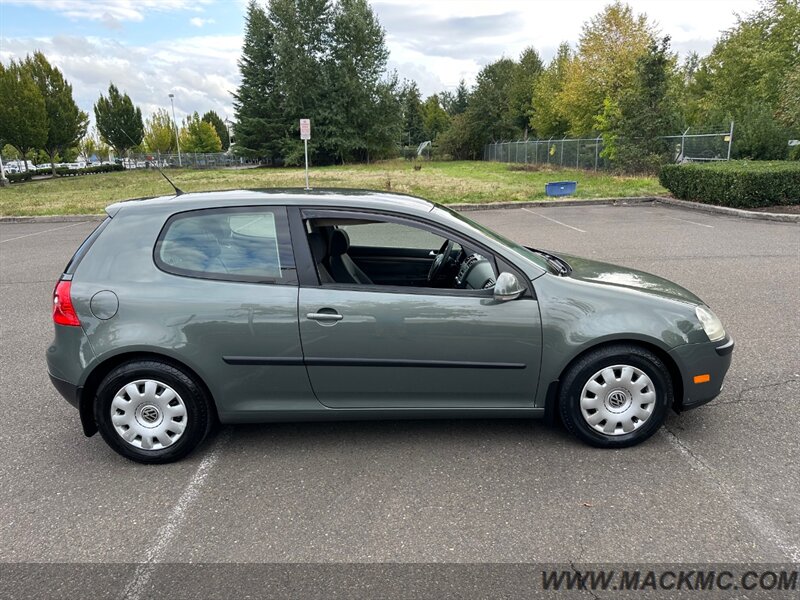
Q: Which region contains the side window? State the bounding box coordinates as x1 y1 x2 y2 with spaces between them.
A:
155 207 296 284
340 221 446 250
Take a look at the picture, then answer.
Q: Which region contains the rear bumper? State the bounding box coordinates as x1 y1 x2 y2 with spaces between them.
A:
49 373 80 409
669 336 734 411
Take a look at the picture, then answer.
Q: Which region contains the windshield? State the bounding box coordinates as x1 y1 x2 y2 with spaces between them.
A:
431 205 556 274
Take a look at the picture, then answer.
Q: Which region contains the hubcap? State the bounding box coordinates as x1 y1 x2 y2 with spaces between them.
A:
111 379 187 450
579 365 656 436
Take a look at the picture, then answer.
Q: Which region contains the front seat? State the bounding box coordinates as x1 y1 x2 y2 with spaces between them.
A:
327 229 373 285
307 231 334 283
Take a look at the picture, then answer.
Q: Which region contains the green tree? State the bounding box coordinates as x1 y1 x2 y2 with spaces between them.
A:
180 112 223 153
464 58 519 143
530 43 572 137
202 110 230 151
94 83 144 154
421 94 450 142
508 47 544 134
596 36 682 172
0 60 48 171
400 81 425 145
437 112 483 159
24 52 88 175
144 108 177 153
233 0 283 160
269 0 333 164
325 0 395 163
559 2 655 135
687 0 799 158
441 79 471 116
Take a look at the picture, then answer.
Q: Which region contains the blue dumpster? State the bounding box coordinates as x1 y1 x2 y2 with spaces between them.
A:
545 181 577 197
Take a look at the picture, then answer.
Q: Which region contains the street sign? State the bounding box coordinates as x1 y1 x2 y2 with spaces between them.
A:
300 118 311 190
300 119 311 140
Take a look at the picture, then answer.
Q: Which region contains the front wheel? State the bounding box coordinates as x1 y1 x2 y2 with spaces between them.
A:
94 360 213 463
559 345 672 448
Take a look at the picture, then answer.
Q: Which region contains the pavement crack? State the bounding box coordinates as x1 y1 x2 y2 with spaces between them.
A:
567 529 603 600
709 378 799 407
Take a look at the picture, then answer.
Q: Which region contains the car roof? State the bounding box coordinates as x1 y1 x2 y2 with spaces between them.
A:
106 188 435 217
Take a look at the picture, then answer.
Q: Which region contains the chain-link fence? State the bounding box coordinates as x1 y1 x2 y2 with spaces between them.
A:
483 124 734 169
122 152 258 169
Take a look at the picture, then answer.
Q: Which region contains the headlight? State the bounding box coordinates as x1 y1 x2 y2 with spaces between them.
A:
695 305 726 342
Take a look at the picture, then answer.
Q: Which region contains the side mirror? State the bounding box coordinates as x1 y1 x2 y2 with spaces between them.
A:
493 272 525 302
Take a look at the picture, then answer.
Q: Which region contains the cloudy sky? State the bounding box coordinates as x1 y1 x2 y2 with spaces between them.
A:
0 0 760 125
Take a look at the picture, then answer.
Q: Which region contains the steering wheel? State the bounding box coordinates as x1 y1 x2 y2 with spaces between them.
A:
428 239 454 283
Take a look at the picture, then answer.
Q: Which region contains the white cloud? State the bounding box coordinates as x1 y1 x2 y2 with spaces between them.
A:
2 0 211 23
0 33 242 125
373 0 761 95
190 17 215 28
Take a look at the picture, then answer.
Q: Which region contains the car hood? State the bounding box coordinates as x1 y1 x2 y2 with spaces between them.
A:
558 253 703 305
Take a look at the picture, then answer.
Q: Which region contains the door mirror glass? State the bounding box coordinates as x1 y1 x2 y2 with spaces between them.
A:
493 272 525 301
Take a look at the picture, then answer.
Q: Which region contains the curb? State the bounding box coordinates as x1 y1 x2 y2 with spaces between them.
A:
0 214 105 224
449 197 657 212
1 196 797 223
655 197 800 223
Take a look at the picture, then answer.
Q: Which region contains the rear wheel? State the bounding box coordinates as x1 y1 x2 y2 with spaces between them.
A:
559 345 672 448
95 360 212 463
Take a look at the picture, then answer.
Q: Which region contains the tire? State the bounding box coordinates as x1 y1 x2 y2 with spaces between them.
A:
94 360 213 464
558 345 672 448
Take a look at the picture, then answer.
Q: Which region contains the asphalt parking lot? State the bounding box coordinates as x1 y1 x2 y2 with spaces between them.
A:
1 203 798 593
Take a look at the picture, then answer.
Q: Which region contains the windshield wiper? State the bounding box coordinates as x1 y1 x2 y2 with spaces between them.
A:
527 247 571 275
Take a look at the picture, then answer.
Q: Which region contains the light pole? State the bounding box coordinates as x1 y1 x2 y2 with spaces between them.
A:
223 117 232 151
168 93 182 167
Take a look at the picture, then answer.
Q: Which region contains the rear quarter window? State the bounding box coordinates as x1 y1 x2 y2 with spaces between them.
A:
154 207 296 284
64 217 112 275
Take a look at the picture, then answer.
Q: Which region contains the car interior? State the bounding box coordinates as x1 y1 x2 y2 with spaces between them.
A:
305 218 497 291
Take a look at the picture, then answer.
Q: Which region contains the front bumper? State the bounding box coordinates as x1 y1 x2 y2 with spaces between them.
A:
669 336 734 411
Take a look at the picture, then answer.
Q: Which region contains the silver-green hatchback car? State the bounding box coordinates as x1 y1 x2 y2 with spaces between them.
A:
47 190 733 463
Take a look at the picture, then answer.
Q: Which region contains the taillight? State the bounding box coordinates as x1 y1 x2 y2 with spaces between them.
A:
53 280 81 327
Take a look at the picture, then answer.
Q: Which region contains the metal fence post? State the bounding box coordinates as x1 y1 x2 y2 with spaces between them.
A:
560 136 566 166
576 139 580 169
727 121 734 161
547 137 553 164
525 140 528 164
680 127 690 162
594 136 600 171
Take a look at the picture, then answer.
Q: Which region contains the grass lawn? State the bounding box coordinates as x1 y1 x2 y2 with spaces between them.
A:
0 160 666 216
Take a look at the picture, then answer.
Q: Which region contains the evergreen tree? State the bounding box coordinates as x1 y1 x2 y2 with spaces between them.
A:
202 110 230 151
269 0 333 164
0 60 48 171
326 0 391 163
400 81 425 145
233 0 282 160
24 52 88 175
94 83 144 154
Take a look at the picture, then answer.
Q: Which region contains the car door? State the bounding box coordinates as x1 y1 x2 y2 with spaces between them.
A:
295 210 543 409
149 205 317 416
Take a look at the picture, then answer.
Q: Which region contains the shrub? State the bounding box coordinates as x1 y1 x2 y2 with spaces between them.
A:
56 164 125 177
6 171 33 183
659 161 800 208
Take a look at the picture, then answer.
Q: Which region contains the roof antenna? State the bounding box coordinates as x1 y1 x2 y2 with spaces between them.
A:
115 126 183 196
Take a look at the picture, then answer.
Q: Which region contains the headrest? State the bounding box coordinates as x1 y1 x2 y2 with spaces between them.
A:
329 229 350 256
308 231 326 262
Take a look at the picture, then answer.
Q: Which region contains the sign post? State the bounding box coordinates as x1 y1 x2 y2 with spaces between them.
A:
300 118 311 190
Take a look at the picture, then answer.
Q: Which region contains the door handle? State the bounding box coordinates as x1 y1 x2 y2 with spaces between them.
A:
307 311 343 322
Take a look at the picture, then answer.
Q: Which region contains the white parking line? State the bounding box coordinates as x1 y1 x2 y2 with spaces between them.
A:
0 221 89 243
521 208 586 233
119 428 231 600
659 428 799 562
664 215 714 228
